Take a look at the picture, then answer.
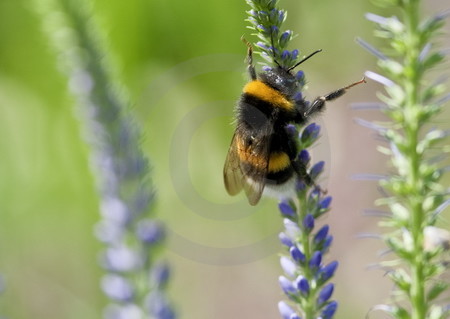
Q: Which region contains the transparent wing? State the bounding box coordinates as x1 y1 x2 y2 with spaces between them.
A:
223 124 272 206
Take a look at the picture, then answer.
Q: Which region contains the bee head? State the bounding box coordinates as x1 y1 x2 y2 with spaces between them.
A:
259 49 322 99
259 67 299 97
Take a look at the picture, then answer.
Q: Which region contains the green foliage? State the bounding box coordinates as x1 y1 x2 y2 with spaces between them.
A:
365 0 450 318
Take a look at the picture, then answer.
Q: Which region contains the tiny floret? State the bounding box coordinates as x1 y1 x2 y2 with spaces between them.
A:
279 276 297 295
279 201 296 217
303 214 315 231
317 283 334 306
309 161 325 180
309 251 322 269
296 276 310 296
321 301 338 319
314 225 330 243
290 245 306 263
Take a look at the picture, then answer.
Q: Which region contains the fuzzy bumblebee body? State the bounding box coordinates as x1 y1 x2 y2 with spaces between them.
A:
224 67 310 205
224 42 365 205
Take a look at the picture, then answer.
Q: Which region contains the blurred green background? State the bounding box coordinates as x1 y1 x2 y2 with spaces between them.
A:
0 0 449 318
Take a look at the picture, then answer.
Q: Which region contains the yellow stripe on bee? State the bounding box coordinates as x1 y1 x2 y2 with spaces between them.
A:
236 136 290 172
243 80 294 110
268 152 291 172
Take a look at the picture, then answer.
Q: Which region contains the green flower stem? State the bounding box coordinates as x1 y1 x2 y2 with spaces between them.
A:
402 2 425 318
365 0 449 317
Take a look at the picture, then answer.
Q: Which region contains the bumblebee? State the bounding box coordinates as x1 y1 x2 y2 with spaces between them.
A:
223 39 365 205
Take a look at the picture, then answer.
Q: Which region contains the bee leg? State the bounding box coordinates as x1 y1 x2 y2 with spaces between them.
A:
304 77 366 118
241 36 257 80
292 159 327 195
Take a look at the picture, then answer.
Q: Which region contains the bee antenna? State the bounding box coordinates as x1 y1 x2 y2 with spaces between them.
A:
287 49 322 72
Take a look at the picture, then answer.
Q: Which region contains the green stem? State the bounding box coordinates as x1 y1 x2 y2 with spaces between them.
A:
403 1 426 318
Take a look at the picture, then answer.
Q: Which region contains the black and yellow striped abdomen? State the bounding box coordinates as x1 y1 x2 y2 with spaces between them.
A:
266 151 294 185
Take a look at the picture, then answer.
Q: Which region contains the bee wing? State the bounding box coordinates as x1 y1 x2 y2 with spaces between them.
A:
223 132 245 196
224 124 272 206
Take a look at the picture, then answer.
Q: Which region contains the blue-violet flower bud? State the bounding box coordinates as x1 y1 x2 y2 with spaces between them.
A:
309 251 322 269
314 225 330 243
321 300 338 319
303 214 315 231
279 276 297 295
278 301 296 319
279 232 293 247
279 201 296 218
317 283 334 306
298 149 310 166
309 161 325 180
280 256 297 277
317 261 339 284
319 196 332 210
301 123 321 144
296 276 310 296
290 245 306 263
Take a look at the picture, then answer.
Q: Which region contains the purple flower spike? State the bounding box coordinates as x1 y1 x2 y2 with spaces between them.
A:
321 301 338 319
317 283 334 306
245 1 340 317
